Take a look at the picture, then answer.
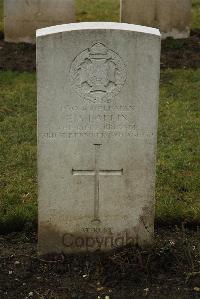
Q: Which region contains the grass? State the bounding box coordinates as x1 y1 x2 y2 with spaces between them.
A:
0 69 199 233
0 72 37 232
0 0 3 32
191 0 200 29
0 0 199 32
76 0 119 22
156 69 200 225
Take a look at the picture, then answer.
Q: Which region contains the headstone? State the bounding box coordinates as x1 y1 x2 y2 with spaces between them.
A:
37 22 161 255
4 0 75 44
120 0 191 39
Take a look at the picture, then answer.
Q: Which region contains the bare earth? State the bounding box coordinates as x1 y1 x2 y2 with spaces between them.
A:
0 227 199 298
0 30 200 72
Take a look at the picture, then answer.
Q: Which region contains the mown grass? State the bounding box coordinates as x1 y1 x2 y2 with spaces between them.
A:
0 0 3 32
0 72 37 232
156 69 200 225
0 0 199 32
0 69 199 233
192 0 200 29
76 0 119 22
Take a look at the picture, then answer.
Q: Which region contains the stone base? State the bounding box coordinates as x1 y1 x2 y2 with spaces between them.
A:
161 29 190 40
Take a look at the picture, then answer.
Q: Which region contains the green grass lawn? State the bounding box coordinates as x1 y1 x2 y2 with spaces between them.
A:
0 69 199 233
192 0 200 29
0 72 37 232
0 0 200 32
0 0 3 32
156 70 200 225
76 0 119 22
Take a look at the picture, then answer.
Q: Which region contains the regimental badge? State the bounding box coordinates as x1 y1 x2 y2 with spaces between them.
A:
70 43 127 103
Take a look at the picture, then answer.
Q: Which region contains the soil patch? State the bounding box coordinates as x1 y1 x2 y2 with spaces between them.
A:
161 30 200 69
0 30 200 72
0 39 36 72
0 227 199 299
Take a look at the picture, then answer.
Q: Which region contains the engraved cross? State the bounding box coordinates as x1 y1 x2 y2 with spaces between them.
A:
72 144 123 223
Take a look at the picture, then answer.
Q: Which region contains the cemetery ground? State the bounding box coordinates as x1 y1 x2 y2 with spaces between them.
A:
0 0 200 298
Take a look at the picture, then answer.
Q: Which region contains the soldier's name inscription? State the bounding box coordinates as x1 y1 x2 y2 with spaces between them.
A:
40 103 154 140
61 104 136 129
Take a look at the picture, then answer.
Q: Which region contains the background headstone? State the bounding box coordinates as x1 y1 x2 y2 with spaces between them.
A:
4 0 75 43
37 23 161 255
120 0 191 39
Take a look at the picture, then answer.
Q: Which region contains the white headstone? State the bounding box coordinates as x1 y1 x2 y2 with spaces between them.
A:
37 22 161 255
120 0 191 39
4 0 75 44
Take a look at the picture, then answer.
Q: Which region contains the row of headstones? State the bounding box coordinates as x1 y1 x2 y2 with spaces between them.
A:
4 0 191 44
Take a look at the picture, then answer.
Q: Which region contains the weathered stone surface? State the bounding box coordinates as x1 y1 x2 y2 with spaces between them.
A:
37 23 161 255
120 0 191 39
4 0 75 43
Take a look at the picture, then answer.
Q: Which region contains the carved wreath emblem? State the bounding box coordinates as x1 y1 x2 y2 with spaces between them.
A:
70 43 127 103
